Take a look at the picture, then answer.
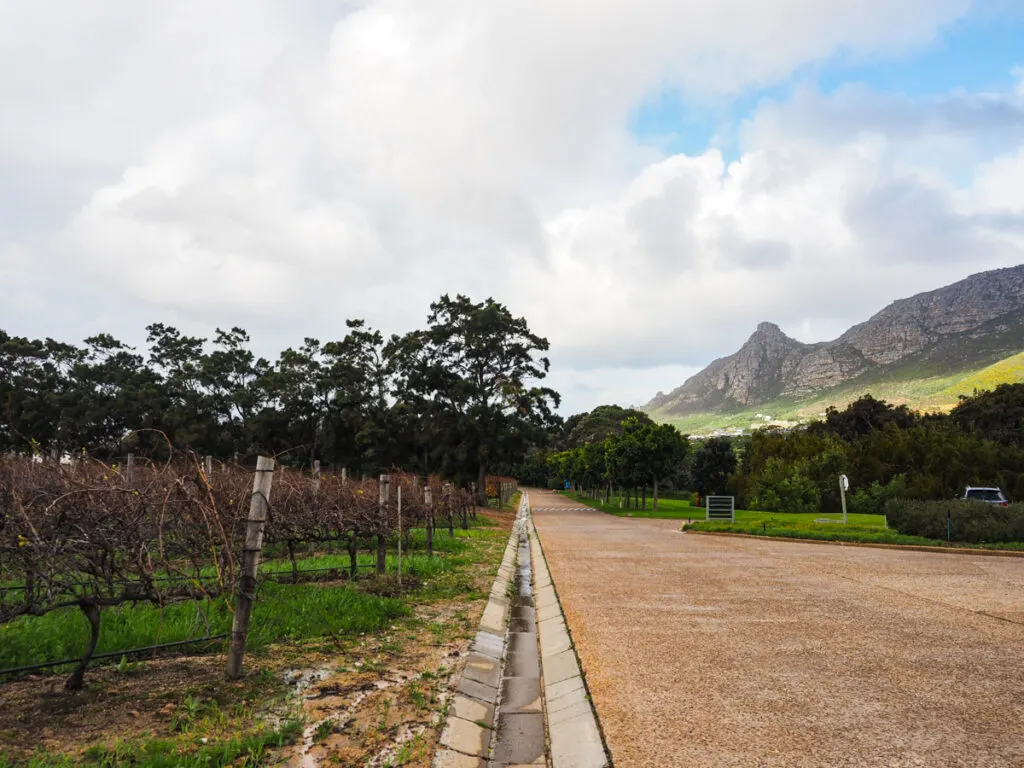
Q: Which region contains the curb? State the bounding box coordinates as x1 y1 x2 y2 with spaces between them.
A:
433 511 523 767
684 529 1024 558
526 492 611 768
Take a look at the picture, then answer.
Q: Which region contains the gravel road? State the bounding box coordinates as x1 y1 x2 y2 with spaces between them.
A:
529 490 1024 768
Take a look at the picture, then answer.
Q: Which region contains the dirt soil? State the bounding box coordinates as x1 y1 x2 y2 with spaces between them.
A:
0 506 515 767
528 489 1024 768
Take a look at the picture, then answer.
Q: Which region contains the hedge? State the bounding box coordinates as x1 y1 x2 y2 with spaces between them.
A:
884 498 1024 543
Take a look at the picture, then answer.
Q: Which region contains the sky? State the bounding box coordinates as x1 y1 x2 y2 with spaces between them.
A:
2 1 1023 415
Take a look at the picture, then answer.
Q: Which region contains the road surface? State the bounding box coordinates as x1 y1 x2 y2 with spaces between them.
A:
529 490 1024 767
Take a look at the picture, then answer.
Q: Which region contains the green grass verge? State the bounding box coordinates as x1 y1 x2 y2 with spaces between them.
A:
685 520 1024 550
563 492 1024 550
561 492 885 526
1 719 304 768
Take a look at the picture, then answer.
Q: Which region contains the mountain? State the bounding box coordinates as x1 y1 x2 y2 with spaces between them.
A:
645 265 1024 426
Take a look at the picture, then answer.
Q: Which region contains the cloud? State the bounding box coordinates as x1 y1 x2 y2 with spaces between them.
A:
515 84 1024 371
2 0 1022 414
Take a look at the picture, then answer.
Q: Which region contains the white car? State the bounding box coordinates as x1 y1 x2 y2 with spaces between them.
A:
961 487 1009 506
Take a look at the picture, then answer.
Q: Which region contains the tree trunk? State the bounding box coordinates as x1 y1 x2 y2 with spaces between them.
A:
476 461 487 507
653 479 659 511
23 568 34 613
348 534 358 579
66 601 101 690
426 513 434 557
376 533 387 575
287 539 299 584
642 486 647 511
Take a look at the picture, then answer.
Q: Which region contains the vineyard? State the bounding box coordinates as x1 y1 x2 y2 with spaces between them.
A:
0 452 517 691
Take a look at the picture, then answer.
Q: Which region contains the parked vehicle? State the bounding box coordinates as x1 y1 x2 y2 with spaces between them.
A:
961 486 1010 506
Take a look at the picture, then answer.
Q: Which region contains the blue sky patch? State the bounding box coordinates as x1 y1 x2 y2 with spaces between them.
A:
630 6 1024 161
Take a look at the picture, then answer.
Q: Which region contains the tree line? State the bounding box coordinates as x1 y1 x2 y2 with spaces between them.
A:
731 386 1024 514
520 385 1024 516
520 405 688 510
0 295 558 500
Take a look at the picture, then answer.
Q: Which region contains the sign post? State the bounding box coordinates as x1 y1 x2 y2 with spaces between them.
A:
839 474 850 525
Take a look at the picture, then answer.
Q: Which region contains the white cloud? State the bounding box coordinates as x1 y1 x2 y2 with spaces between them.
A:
3 0 1023 414
515 85 1024 370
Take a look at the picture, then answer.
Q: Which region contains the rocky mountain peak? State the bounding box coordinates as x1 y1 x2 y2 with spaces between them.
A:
644 264 1024 417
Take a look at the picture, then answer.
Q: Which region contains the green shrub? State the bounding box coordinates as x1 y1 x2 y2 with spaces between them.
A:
751 458 820 514
848 474 907 516
884 498 1024 543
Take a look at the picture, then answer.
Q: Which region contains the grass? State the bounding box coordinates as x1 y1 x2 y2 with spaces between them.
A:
0 526 493 674
0 719 304 768
561 492 884 526
0 510 514 766
563 492 1024 551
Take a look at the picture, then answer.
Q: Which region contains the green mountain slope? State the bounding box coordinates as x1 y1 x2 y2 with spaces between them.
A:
652 349 1024 435
644 266 1024 434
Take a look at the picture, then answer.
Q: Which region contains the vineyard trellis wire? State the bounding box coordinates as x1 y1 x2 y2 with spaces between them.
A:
0 452 509 688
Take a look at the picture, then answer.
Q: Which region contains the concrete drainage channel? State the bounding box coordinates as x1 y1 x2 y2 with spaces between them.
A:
434 493 609 768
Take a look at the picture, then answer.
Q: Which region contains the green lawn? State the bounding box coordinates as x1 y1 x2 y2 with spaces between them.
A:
561 492 1024 550
560 492 885 526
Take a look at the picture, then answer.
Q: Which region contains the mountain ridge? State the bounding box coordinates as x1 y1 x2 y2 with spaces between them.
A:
645 264 1024 420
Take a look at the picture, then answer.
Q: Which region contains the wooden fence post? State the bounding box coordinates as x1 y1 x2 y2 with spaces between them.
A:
377 474 389 575
446 483 455 536
312 460 321 493
424 486 434 558
226 455 275 679
205 455 213 479
125 453 134 486
397 485 403 587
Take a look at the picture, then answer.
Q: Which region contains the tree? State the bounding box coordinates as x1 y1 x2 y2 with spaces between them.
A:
949 383 1024 447
199 327 268 458
642 423 689 510
691 437 737 497
561 405 653 450
814 395 917 442
389 295 559 503
604 417 648 508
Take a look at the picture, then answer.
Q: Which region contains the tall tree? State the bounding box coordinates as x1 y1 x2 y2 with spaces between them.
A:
691 437 737 497
390 295 559 503
642 422 690 510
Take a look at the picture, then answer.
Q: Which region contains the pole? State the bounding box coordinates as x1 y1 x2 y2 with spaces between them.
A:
312 459 321 494
226 455 274 679
424 485 434 557
397 485 403 587
377 474 389 575
840 475 848 525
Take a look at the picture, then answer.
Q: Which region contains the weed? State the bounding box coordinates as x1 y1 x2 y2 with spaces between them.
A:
171 694 204 733
406 681 428 710
312 718 335 743
376 698 392 733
